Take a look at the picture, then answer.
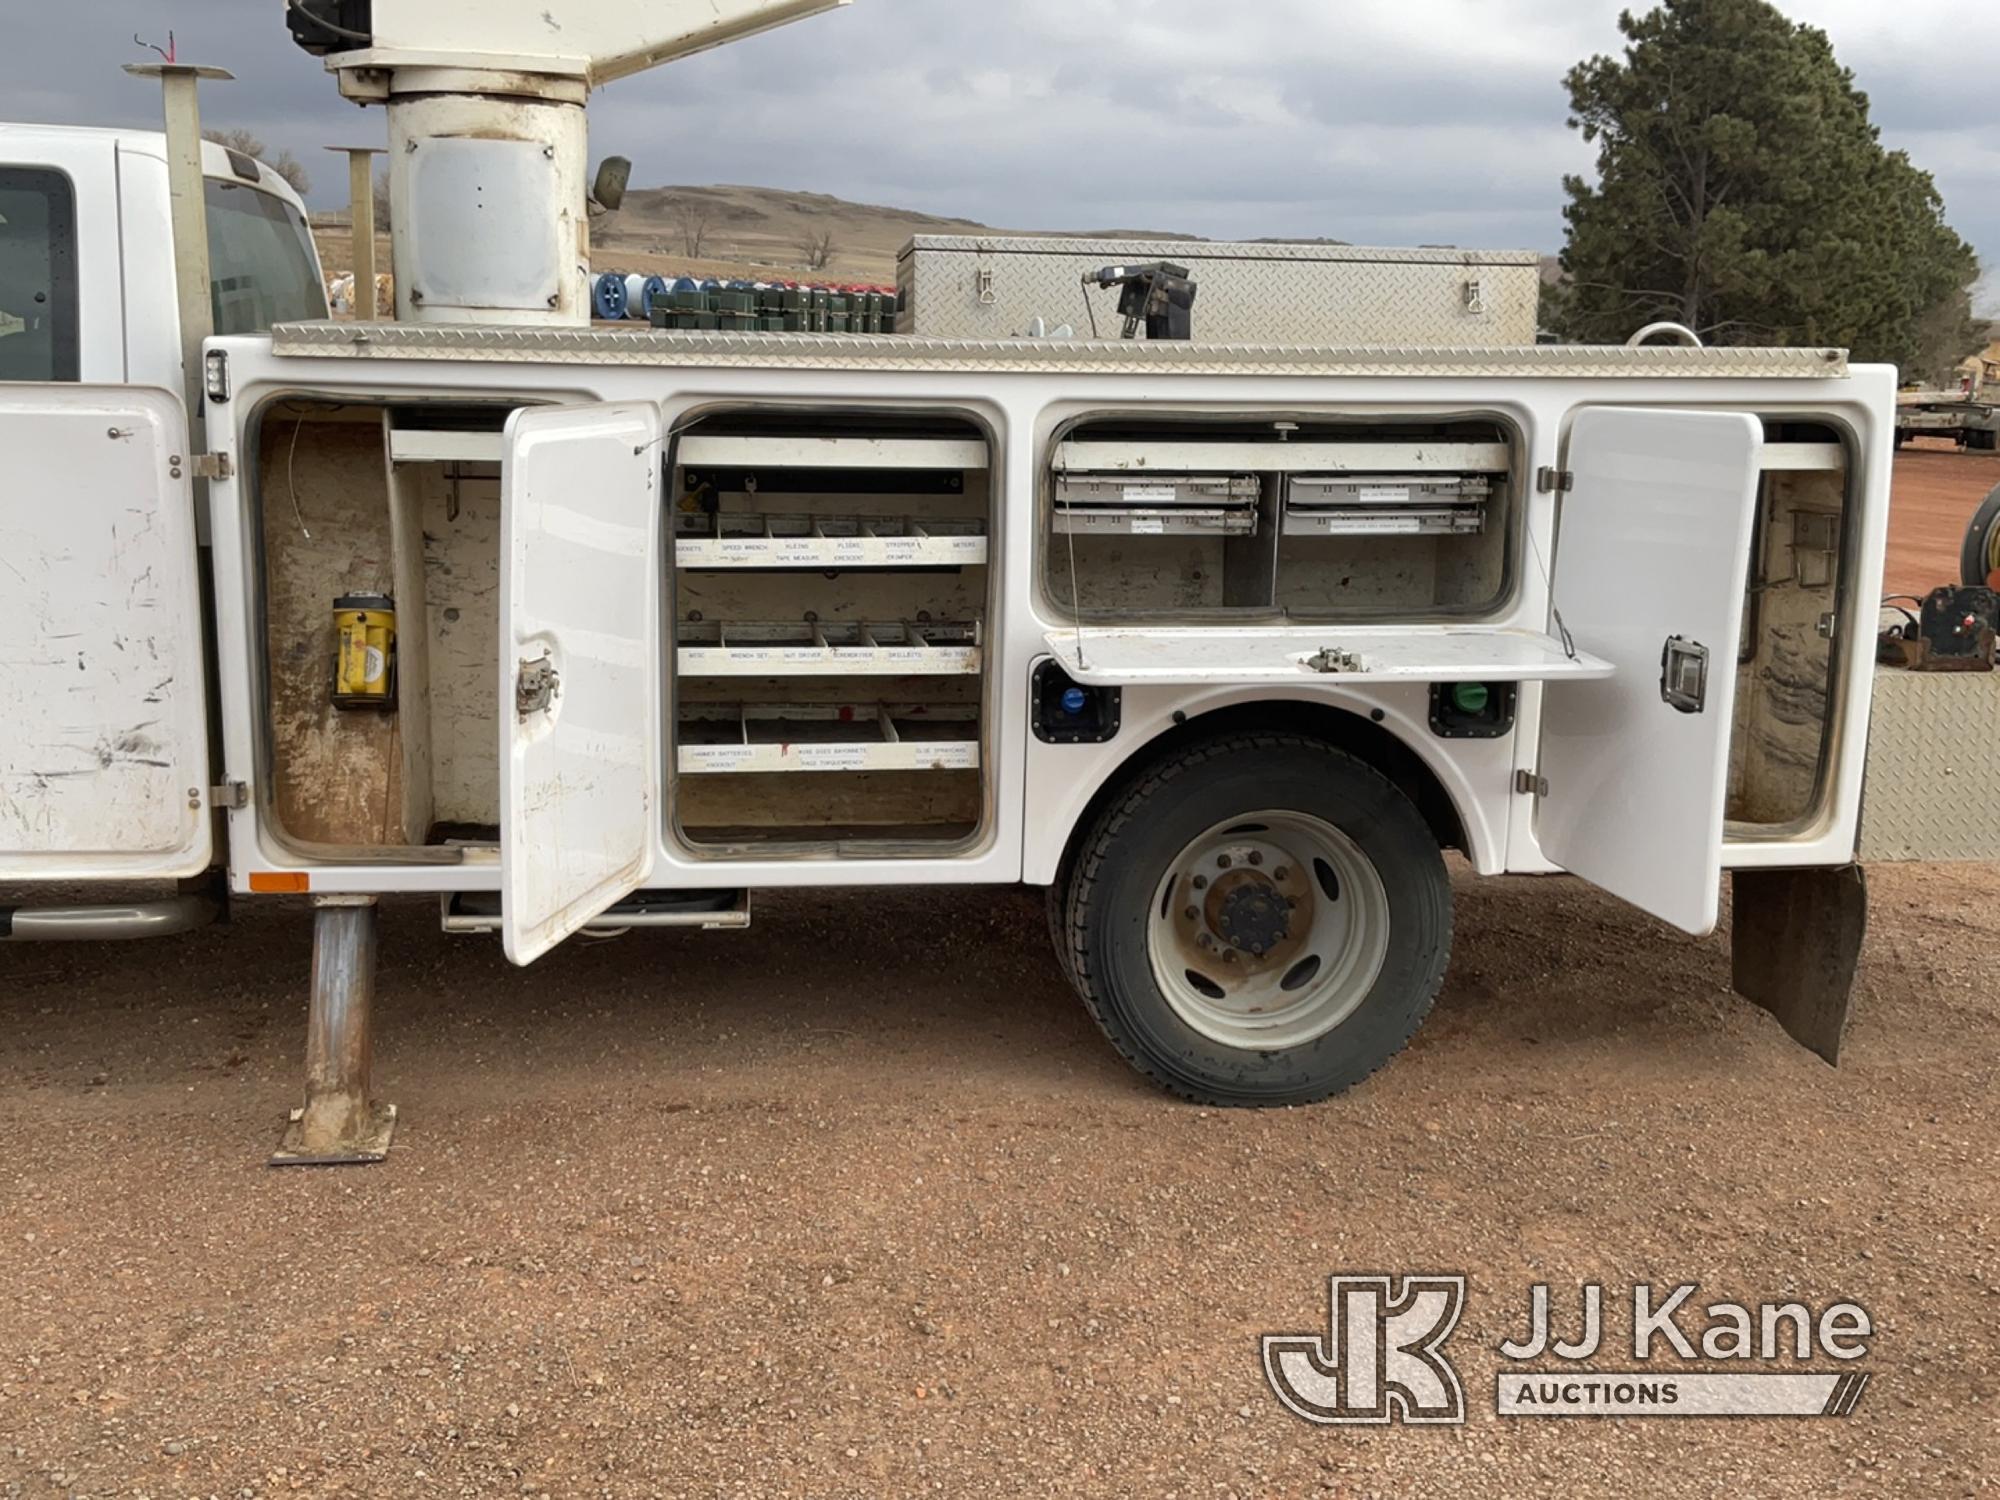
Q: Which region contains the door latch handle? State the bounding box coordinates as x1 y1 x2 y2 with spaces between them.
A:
1659 636 1709 714
516 655 559 717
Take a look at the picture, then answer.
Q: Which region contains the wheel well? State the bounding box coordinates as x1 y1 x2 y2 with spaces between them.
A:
1054 700 1470 882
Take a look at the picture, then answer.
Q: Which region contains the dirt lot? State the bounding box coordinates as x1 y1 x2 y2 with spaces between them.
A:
2 865 1996 1499
3 450 1999 1499
1882 438 2000 598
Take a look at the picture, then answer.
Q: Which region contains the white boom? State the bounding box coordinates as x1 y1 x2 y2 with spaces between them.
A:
315 0 852 326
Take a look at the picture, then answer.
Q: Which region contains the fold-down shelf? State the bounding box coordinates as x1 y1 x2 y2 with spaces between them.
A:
678 620 982 676
678 703 981 774
1041 626 1613 686
675 514 987 569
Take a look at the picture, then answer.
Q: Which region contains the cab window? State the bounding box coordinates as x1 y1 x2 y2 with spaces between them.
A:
204 177 327 335
0 166 80 381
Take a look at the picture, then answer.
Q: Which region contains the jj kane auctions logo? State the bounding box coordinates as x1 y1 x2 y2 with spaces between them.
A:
1263 1277 1873 1424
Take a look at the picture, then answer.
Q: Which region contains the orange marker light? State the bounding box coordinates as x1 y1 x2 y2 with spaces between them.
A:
249 872 312 894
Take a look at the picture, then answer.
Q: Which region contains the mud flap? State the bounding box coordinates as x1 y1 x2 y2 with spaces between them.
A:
1730 865 1868 1064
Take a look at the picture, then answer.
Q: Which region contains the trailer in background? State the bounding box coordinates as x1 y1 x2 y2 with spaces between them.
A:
1895 386 2000 450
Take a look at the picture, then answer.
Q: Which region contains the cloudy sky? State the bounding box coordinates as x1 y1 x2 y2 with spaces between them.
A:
6 0 1995 310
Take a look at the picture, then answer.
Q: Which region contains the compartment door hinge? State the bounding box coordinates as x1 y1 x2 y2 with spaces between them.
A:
1537 466 1574 494
211 780 248 810
1514 769 1549 797
192 452 233 480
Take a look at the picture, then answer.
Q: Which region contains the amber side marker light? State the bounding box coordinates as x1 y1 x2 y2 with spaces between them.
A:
249 872 312 893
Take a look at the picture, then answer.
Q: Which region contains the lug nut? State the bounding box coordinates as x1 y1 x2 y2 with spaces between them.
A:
1274 866 1289 881
1192 875 1208 890
1184 907 1198 921
1248 851 1263 866
1217 855 1232 869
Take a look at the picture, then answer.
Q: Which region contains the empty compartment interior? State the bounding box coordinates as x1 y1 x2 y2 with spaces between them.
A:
670 409 993 853
255 399 511 856
1046 414 1518 620
1726 421 1852 833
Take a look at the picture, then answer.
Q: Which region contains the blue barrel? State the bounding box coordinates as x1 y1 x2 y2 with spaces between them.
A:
591 272 629 321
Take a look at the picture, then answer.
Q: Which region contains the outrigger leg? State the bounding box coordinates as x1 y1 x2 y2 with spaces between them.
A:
271 896 397 1166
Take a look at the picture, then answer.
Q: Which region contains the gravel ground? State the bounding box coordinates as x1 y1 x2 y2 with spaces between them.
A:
1 862 1995 1499
1882 438 2000 599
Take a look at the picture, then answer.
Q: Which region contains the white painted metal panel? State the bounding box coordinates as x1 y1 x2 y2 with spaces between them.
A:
1042 627 1612 686
1538 408 1762 936
389 429 504 464
408 138 562 312
677 436 988 470
0 386 210 878
1054 441 1511 474
499 402 661 965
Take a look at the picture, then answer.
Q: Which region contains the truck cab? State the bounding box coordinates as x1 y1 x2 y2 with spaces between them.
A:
1 123 325 389
0 123 324 885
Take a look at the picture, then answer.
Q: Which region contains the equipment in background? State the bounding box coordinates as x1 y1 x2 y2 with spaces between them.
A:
1082 262 1197 341
1962 481 2000 589
332 593 398 709
1879 586 1998 673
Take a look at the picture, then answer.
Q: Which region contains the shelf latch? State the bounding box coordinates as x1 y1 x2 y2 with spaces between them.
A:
515 656 559 717
1536 466 1574 494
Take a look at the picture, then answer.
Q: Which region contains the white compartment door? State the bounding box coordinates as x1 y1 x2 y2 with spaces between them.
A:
1538 408 1762 936
0 386 211 880
500 402 662 965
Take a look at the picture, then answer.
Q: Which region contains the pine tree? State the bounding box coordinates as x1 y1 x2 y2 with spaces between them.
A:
1554 0 1981 381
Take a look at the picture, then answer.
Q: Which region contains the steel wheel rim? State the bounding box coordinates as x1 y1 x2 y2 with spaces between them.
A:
1145 810 1391 1050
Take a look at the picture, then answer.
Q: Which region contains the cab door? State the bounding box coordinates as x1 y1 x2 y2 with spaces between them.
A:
498 401 664 965
0 385 212 879
1537 408 1763 935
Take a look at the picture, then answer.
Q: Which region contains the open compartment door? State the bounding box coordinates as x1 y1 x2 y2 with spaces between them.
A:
0 386 211 880
500 402 663 965
1537 408 1762 935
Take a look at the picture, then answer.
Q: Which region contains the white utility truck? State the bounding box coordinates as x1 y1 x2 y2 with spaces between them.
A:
3 0 1993 1163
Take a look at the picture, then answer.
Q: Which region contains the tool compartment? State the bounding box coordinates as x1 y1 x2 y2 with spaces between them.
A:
667 409 996 854
1044 414 1518 620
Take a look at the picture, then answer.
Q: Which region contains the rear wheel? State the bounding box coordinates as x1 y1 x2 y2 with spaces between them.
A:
1058 732 1451 1106
1962 482 2000 589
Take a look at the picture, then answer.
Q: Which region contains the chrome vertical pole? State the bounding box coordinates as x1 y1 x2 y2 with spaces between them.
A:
272 896 397 1165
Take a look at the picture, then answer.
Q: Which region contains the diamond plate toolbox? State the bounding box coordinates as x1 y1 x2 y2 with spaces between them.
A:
1860 669 2000 863
895 236 1543 345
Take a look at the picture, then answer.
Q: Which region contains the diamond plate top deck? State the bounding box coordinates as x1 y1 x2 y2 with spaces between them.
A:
895 236 1546 345
268 322 1851 379
898 236 1546 264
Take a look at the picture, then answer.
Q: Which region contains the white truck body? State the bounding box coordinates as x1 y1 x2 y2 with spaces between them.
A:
0 16 1990 1130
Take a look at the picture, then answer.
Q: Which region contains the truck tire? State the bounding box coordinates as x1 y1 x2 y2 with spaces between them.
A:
1058 732 1451 1106
1963 482 2000 589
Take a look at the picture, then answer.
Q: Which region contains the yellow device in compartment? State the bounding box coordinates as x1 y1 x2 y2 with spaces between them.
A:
332 593 397 710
